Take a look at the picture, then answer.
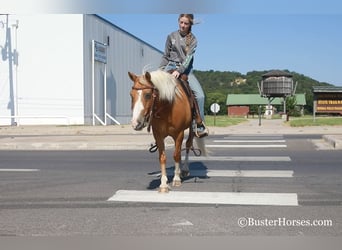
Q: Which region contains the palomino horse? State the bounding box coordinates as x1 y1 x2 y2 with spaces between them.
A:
128 70 206 193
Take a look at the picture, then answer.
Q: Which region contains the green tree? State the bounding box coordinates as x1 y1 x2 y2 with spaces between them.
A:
193 69 334 115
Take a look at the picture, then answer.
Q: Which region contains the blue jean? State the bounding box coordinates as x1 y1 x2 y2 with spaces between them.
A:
162 62 205 121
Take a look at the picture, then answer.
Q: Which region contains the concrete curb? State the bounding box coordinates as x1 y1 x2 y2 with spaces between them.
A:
1 119 342 150
323 135 342 149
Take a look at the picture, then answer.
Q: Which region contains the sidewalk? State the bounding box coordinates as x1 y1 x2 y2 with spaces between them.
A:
0 119 341 150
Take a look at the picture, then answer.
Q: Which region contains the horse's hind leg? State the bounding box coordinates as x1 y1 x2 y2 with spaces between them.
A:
172 161 182 187
181 132 194 178
172 132 184 187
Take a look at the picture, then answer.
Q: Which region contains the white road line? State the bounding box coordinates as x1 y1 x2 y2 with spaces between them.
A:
190 170 293 178
108 190 298 206
0 169 40 172
149 169 293 178
182 156 291 161
206 144 287 148
213 140 286 143
224 135 284 138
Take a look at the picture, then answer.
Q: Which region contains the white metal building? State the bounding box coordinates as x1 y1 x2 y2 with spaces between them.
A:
0 14 162 125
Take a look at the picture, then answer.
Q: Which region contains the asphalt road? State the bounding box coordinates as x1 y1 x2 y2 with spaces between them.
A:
0 134 341 237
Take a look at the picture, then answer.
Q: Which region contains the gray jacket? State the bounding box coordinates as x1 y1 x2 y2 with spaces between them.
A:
160 30 197 75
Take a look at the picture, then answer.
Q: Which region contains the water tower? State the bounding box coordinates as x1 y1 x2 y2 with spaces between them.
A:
258 70 297 117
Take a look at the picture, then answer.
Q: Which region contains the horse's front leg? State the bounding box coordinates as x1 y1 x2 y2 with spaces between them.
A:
156 138 169 193
172 131 184 187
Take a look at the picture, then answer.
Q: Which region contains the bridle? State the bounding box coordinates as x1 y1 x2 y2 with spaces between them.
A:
131 83 158 132
131 85 155 91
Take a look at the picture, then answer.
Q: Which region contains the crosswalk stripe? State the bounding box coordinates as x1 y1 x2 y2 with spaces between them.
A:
0 169 40 172
224 135 284 139
148 169 293 178
206 144 287 148
213 135 287 148
190 170 293 178
213 140 286 143
182 156 291 161
111 135 296 206
108 190 298 206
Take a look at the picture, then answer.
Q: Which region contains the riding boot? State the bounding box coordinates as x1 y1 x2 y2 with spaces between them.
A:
193 98 209 138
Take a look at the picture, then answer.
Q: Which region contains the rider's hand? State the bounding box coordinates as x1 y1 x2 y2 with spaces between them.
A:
172 70 180 78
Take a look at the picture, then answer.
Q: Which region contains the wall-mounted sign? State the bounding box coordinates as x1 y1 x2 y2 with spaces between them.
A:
93 40 107 64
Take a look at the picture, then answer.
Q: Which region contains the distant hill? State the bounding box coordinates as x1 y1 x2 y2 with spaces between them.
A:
193 69 333 115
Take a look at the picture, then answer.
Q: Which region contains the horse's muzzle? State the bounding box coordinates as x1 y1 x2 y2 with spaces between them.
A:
132 120 145 131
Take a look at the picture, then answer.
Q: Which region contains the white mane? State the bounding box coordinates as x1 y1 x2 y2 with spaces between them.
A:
149 70 181 102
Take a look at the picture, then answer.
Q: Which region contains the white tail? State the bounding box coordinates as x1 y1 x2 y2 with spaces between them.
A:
182 136 207 175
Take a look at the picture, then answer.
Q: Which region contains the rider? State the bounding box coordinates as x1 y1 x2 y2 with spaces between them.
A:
160 14 208 138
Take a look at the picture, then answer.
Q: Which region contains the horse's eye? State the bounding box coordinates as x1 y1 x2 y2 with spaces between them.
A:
144 93 152 100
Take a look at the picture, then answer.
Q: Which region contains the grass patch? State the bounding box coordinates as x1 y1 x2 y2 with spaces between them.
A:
205 115 247 127
289 117 342 127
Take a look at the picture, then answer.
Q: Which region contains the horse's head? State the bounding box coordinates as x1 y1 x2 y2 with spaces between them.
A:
128 71 156 131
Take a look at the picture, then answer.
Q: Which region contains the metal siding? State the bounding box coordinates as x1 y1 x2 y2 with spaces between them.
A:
1 14 162 126
83 15 162 125
0 14 84 125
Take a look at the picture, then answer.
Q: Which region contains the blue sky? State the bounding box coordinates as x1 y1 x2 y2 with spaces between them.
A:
101 13 342 86
3 0 342 85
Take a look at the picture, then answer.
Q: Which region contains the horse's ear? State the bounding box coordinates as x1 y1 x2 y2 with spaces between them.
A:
144 71 151 82
128 72 137 82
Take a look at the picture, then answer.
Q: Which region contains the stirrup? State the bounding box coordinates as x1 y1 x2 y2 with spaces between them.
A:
194 123 209 138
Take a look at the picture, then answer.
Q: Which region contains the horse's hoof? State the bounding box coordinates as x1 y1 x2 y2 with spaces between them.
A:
181 170 190 178
158 186 169 193
172 180 182 187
